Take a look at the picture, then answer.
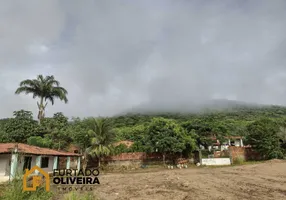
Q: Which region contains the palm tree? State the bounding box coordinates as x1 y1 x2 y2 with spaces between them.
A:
85 117 116 168
15 75 68 122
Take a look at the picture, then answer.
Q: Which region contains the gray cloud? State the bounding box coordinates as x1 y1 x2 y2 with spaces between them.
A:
0 0 286 118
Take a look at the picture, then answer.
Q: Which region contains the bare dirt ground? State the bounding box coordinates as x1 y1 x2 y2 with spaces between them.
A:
93 160 286 200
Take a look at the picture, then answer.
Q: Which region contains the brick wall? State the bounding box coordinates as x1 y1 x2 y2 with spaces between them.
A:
229 146 261 162
58 156 78 169
104 152 180 161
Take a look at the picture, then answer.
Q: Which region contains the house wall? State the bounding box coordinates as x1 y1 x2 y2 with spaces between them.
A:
40 156 54 173
0 154 10 176
28 156 54 173
234 140 241 146
15 155 54 175
0 153 72 183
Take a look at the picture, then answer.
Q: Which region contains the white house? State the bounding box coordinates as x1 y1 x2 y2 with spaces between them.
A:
219 136 244 151
0 143 81 183
200 136 244 152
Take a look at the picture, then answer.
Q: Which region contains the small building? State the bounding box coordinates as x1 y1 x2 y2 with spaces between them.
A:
0 143 81 183
220 136 244 151
201 136 244 152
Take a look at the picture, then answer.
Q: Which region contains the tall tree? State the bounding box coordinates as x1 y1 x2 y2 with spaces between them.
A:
145 117 197 164
85 117 116 168
246 118 283 159
36 112 71 150
3 110 38 143
15 75 68 122
69 117 94 170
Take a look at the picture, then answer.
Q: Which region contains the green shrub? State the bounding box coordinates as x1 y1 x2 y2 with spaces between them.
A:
1 177 53 200
113 144 129 154
201 150 210 158
233 156 245 165
0 176 100 200
63 191 99 200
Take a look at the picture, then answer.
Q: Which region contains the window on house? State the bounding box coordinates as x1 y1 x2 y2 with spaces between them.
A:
41 157 49 168
74 150 79 153
23 156 32 171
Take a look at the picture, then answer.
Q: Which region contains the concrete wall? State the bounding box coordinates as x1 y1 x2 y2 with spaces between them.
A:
201 158 231 166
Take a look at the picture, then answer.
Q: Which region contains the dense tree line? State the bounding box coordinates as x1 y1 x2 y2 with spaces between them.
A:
1 105 286 160
1 74 285 164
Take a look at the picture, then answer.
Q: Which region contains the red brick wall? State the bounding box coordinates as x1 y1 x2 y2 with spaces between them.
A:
229 146 261 162
104 152 180 161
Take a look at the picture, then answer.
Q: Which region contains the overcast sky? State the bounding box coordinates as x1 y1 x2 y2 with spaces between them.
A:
1 0 286 119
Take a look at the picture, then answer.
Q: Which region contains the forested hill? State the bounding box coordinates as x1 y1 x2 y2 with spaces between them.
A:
1 104 286 153
111 105 286 128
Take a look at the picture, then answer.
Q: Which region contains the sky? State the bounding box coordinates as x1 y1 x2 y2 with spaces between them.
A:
0 0 286 119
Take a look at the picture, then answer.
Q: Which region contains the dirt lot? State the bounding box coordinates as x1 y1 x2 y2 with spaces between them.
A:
93 160 286 200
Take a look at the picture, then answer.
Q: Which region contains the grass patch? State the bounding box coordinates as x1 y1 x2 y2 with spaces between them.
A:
0 176 101 200
0 178 53 200
63 191 99 200
233 156 245 165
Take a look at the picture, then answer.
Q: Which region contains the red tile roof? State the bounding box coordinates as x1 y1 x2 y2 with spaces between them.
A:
0 143 81 156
